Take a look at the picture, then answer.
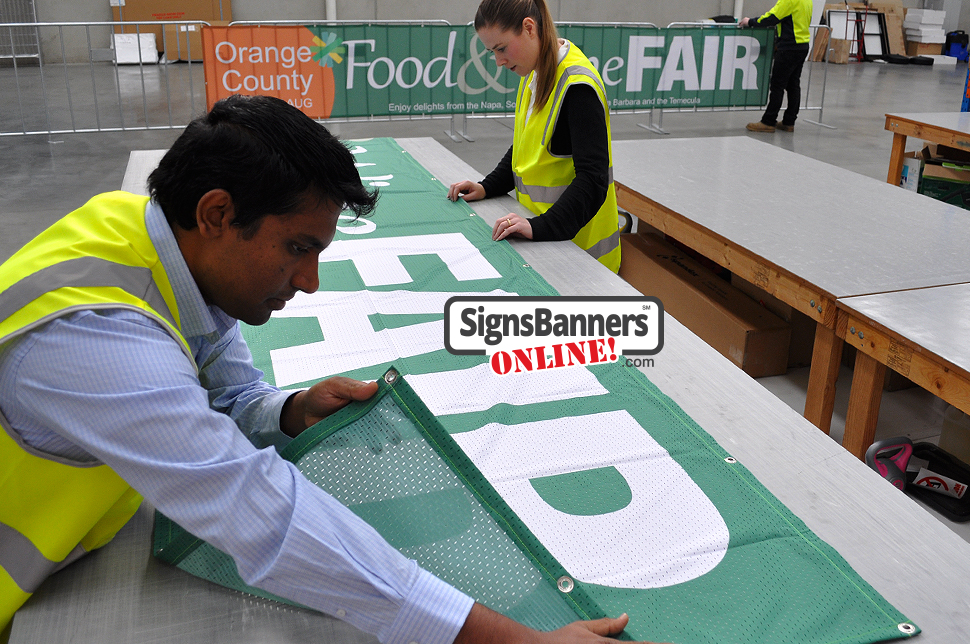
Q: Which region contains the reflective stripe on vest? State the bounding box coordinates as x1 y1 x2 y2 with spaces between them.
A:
0 523 87 593
514 166 614 205
511 42 621 272
0 257 177 333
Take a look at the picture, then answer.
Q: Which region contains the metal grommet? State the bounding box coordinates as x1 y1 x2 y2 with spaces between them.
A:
858 332 865 339
897 623 916 635
523 264 530 268
384 370 398 384
850 327 856 335
557 576 574 593
809 299 816 308
725 457 737 464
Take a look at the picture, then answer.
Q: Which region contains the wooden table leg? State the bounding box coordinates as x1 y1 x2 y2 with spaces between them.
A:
843 352 888 460
887 132 907 185
804 322 844 434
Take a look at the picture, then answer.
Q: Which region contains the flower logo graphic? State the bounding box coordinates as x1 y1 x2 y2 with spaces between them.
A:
306 27 345 68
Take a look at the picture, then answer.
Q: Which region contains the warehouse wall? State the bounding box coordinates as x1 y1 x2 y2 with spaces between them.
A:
28 0 959 64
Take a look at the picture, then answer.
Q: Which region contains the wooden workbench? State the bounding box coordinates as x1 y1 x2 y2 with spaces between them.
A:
885 112 970 185
613 135 970 441
837 284 970 458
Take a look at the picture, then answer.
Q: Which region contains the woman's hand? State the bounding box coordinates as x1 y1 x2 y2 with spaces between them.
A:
492 213 533 241
448 180 486 202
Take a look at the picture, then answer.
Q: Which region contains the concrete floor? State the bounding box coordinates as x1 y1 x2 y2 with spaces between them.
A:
2 57 970 539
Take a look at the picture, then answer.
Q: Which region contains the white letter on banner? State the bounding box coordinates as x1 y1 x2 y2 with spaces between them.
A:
423 30 458 88
269 289 513 387
719 36 760 90
657 36 699 91
407 363 607 417
602 57 624 87
700 35 720 91
625 35 664 93
451 411 729 589
319 233 501 287
344 39 376 90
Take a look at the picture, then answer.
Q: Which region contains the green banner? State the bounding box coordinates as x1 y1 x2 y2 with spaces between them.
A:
211 24 773 117
154 138 917 644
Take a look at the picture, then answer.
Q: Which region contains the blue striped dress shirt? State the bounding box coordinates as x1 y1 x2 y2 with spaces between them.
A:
0 200 473 644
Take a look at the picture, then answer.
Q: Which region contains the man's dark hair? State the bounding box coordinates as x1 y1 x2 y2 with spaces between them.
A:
148 95 377 236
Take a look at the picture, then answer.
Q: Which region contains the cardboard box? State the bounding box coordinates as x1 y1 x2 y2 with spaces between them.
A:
163 20 229 61
112 0 232 52
906 40 943 56
900 150 921 192
619 234 791 378
730 274 815 369
112 33 159 64
828 38 852 64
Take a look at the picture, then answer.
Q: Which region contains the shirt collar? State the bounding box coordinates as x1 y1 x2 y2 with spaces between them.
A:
145 200 236 342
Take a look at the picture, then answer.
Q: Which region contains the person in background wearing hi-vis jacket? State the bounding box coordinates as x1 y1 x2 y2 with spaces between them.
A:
740 0 813 133
446 0 621 274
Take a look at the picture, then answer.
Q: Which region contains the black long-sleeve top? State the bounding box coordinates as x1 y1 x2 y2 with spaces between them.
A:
479 83 610 242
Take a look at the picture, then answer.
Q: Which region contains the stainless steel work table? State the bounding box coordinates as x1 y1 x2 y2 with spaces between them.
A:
612 135 970 455
10 138 970 643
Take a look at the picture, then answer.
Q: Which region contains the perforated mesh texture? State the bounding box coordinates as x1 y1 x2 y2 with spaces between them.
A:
154 373 585 632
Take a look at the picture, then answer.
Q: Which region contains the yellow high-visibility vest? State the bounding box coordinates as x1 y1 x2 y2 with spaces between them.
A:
512 40 621 273
0 191 191 629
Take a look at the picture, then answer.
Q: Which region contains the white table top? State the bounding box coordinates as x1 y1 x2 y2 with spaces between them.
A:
887 111 970 134
12 138 970 643
612 136 970 298
839 282 970 375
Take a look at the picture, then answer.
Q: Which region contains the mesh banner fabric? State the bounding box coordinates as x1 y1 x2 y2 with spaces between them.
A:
153 138 918 643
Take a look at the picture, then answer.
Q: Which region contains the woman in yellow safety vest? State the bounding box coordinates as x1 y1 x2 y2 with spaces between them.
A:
446 0 621 273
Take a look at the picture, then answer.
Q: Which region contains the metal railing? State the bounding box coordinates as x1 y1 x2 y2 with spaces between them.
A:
0 19 833 138
637 22 834 134
0 20 208 136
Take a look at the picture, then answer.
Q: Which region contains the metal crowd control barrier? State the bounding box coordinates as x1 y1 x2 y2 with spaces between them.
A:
639 22 834 134
0 20 210 136
0 19 794 137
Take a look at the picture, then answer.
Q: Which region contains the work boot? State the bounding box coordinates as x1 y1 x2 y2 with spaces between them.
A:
776 123 795 132
746 121 775 133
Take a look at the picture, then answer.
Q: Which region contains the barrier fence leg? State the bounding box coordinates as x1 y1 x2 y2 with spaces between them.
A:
803 56 837 130
637 108 669 135
444 114 475 143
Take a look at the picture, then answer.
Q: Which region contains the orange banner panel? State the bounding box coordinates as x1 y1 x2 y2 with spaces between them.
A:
202 25 335 119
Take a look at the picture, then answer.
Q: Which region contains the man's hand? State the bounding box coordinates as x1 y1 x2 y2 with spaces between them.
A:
454 603 670 644
739 17 750 27
281 377 379 437
448 180 486 202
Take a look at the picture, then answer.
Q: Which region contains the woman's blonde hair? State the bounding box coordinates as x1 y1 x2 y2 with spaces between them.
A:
475 0 560 111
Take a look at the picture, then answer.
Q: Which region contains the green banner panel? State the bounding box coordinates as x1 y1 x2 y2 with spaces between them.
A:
154 138 916 643
209 24 773 117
